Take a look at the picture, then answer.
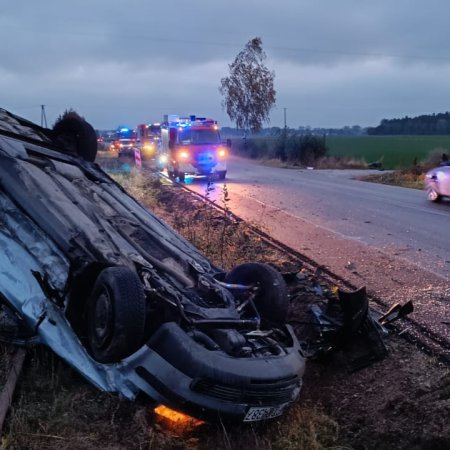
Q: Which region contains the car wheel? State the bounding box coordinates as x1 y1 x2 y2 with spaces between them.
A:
88 266 146 363
224 262 289 325
427 187 441 202
217 170 227 180
53 117 98 162
178 172 185 182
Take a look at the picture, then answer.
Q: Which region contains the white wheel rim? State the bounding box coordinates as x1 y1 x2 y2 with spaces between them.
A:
428 188 438 201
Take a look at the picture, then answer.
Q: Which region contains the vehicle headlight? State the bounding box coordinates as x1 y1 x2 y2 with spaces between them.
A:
217 148 227 158
159 154 168 163
178 150 190 160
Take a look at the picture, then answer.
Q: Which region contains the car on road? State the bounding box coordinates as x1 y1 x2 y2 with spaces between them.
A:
0 107 305 422
425 164 450 202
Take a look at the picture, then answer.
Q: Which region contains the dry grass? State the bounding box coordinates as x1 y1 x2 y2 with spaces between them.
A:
110 170 162 206
258 158 296 169
314 156 368 170
259 155 368 170
2 344 340 450
1 347 195 449
195 405 342 450
356 147 450 189
360 170 425 190
157 192 272 270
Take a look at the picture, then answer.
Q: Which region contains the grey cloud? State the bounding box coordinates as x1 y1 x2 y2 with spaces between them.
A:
3 0 450 128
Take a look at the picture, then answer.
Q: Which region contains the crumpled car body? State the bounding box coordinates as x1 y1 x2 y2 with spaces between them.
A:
0 108 305 422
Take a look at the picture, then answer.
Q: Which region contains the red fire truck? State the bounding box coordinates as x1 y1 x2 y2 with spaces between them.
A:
160 115 230 182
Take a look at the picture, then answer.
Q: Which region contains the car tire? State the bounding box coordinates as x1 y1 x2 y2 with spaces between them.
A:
427 187 441 202
178 172 185 182
224 262 289 325
53 117 98 162
88 266 146 363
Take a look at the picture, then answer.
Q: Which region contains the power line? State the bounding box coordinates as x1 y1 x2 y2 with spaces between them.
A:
2 23 450 63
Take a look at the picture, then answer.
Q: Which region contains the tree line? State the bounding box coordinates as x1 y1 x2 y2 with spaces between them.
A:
368 112 450 135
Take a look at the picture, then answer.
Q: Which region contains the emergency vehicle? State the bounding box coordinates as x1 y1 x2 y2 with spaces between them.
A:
136 122 161 159
109 126 136 152
160 115 229 181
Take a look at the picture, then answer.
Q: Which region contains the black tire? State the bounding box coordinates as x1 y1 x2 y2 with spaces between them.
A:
87 266 146 363
224 262 289 325
178 171 185 182
53 117 98 162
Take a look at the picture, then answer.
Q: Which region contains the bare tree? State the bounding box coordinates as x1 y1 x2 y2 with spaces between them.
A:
219 37 276 134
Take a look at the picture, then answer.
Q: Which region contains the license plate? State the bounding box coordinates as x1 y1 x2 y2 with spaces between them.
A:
243 403 288 422
197 153 214 163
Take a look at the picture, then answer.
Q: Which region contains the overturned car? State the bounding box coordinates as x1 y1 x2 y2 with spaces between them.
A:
0 108 305 422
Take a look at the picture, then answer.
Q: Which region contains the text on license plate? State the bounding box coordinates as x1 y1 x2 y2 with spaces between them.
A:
243 404 289 422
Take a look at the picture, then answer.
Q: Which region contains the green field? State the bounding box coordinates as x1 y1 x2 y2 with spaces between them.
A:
326 135 450 169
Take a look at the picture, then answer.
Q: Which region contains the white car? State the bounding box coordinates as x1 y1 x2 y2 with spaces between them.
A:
425 164 450 202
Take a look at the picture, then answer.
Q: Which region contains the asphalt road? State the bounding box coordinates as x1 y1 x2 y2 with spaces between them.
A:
183 156 450 280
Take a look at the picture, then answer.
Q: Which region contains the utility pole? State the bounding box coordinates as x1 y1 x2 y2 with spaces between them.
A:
280 107 287 162
40 105 47 128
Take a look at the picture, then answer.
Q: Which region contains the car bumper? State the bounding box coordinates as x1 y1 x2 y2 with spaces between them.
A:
119 322 305 421
177 161 227 176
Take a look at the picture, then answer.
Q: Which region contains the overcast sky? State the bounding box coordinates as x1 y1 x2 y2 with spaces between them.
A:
2 1 450 130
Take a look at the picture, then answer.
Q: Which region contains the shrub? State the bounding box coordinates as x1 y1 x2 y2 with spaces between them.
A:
275 133 328 165
233 138 271 159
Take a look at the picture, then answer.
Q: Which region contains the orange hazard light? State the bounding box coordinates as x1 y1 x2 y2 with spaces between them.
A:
153 405 205 427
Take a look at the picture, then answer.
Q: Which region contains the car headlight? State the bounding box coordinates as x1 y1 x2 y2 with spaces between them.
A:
178 150 190 160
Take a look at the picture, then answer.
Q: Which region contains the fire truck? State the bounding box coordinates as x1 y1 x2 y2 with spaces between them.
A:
135 122 161 159
160 115 229 182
